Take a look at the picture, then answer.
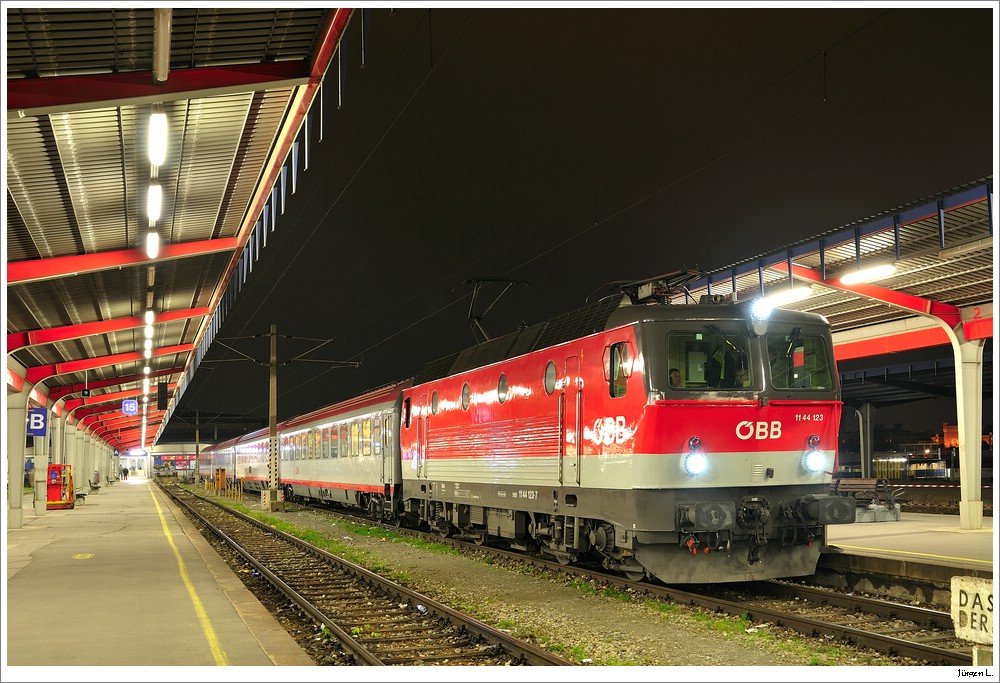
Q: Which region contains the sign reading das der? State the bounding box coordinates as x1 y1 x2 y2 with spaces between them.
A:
952 576 994 645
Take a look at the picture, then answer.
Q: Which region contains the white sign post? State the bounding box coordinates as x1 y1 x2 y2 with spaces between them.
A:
951 576 994 666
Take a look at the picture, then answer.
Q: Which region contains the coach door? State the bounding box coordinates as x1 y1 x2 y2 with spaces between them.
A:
417 393 429 478
563 356 582 485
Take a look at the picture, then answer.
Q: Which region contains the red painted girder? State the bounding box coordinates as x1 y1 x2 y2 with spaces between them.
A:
26 344 193 385
774 263 963 329
963 316 993 341
93 416 163 434
8 61 308 114
80 408 163 429
7 308 209 353
834 327 950 361
8 238 238 286
64 383 177 413
6 367 25 393
179 10 353 415
106 422 162 439
48 366 181 401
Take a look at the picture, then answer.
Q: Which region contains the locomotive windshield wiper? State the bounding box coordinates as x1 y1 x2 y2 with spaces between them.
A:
783 326 802 358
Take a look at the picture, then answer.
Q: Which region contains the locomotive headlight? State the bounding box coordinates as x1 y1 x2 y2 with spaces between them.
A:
803 450 826 473
683 451 709 477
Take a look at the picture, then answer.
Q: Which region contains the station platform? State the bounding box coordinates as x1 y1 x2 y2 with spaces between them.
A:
5 476 313 667
825 510 994 571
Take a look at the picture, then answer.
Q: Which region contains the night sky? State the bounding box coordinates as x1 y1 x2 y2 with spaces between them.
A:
173 7 994 435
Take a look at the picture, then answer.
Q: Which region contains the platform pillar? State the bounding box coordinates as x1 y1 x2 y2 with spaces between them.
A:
7 389 29 529
52 414 64 465
855 402 877 479
954 337 985 530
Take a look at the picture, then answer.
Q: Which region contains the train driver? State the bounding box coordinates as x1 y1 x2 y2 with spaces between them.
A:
669 367 683 388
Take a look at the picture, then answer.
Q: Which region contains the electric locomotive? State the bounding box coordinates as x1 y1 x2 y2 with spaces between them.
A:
395 276 854 583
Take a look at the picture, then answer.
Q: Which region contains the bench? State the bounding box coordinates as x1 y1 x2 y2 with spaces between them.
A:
88 480 101 493
104 475 116 486
74 489 87 504
830 477 906 522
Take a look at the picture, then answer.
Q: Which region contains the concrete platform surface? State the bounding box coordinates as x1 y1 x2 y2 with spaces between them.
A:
5 476 313 667
826 511 994 571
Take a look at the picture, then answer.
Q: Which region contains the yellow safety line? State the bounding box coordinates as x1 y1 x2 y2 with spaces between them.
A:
835 543 993 565
148 483 229 666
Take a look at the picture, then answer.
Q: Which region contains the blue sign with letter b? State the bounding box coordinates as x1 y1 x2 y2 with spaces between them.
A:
27 408 47 437
122 399 139 416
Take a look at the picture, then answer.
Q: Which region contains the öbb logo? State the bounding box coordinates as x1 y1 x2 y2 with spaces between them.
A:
736 421 782 440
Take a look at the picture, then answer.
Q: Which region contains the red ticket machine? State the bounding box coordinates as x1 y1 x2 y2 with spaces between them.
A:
46 464 75 510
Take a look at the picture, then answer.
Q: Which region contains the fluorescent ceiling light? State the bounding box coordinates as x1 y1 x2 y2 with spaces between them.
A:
840 263 897 285
750 286 812 319
148 112 168 166
147 185 162 224
145 231 160 259
144 325 154 339
143 366 151 375
144 339 153 351
144 310 155 325
144 348 152 359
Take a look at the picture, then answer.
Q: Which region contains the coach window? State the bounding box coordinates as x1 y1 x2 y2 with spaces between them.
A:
372 418 383 456
362 419 372 456
498 373 508 403
351 421 361 457
403 397 412 427
340 425 349 456
330 426 340 458
544 360 557 395
461 383 471 410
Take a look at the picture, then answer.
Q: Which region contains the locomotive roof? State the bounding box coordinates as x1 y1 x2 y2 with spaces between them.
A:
414 296 830 386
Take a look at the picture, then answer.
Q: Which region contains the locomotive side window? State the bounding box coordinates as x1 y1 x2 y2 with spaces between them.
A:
608 342 629 398
767 328 832 390
461 383 471 410
431 391 439 415
498 373 508 403
667 329 753 390
403 397 412 428
543 360 557 395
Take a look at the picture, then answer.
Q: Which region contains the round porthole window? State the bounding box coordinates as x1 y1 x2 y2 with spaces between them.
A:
461 383 471 410
544 361 557 395
498 373 508 404
431 391 439 415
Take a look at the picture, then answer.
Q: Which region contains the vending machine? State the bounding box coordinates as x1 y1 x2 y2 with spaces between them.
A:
46 464 75 510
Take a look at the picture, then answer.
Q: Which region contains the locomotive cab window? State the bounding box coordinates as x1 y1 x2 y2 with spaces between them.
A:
767 327 833 390
607 342 630 398
667 328 753 390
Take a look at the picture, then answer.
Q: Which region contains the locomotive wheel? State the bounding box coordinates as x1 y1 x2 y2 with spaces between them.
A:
624 569 646 582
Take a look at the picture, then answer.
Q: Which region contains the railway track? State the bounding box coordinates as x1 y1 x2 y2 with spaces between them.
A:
271 494 973 665
160 484 569 666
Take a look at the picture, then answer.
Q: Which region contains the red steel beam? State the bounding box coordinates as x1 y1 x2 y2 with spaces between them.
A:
773 263 963 329
93 415 163 434
8 61 309 116
834 327 950 361
6 367 25 393
168 9 352 437
47 366 182 401
26 344 193 385
963 316 994 341
64 383 176 413
8 238 239 286
7 307 209 353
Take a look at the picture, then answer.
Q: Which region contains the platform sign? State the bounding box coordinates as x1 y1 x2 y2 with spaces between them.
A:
121 399 139 416
952 576 994 645
26 408 47 437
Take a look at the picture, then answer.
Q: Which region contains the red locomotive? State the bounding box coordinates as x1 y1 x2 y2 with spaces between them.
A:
204 274 854 583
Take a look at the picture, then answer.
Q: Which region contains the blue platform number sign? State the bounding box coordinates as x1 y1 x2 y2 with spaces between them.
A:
26 408 47 437
122 399 139 416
